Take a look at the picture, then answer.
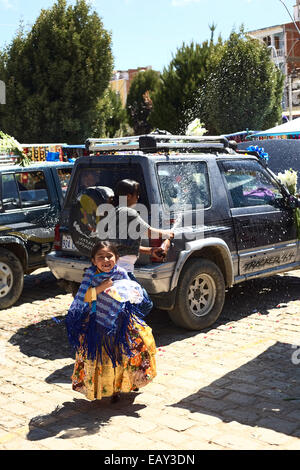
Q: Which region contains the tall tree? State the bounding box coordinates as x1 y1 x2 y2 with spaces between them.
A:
204 29 284 134
126 69 160 135
0 0 113 143
92 88 129 138
150 38 222 134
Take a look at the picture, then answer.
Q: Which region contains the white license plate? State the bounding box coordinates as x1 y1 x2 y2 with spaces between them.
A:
62 234 77 251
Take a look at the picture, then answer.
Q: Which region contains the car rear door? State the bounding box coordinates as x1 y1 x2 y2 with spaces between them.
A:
1 168 60 267
219 159 298 279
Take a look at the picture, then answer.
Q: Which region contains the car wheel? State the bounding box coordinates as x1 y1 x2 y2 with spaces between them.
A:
168 259 225 330
0 248 24 309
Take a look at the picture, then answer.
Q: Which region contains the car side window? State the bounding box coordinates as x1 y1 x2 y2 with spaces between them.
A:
2 174 21 210
57 168 72 198
220 160 283 208
157 161 211 210
15 171 49 208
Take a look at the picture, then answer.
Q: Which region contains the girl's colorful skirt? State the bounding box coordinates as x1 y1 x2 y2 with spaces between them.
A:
71 318 156 400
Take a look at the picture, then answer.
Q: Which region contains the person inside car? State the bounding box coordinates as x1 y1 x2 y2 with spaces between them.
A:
79 171 98 189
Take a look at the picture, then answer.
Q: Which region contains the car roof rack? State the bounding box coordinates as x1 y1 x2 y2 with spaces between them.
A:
86 133 230 154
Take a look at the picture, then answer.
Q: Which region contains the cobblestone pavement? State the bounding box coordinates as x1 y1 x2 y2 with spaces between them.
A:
0 267 300 450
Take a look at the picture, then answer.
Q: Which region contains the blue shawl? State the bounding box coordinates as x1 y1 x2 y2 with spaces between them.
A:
65 264 145 367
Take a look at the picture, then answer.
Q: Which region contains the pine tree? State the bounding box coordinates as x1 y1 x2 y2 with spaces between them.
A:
150 38 221 134
204 29 284 134
0 0 113 143
92 88 129 138
126 69 160 135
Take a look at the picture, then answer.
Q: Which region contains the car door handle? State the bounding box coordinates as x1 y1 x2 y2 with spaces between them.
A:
239 218 250 226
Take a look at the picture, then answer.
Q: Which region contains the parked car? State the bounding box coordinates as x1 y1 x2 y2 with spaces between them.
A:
237 139 300 191
0 160 73 309
46 134 300 330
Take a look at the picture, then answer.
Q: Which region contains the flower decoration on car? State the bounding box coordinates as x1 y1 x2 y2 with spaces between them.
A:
186 118 207 137
277 168 297 195
0 131 31 166
277 168 300 240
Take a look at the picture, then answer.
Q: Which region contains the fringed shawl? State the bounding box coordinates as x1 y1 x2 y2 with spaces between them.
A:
65 264 145 367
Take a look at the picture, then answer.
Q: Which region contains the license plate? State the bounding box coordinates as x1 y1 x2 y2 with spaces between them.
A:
62 234 77 251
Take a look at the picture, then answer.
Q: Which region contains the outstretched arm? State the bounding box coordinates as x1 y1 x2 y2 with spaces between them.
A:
147 227 174 239
139 238 172 261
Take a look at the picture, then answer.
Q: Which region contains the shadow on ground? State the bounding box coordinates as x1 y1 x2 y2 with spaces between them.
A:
27 393 144 441
170 341 300 438
46 364 74 384
9 315 73 361
148 272 300 345
9 272 300 362
29 342 300 443
15 269 65 306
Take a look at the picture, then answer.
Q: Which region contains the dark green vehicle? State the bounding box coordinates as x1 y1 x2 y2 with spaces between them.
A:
0 160 73 309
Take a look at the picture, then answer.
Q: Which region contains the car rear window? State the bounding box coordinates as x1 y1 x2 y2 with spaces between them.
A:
157 161 211 209
71 164 149 207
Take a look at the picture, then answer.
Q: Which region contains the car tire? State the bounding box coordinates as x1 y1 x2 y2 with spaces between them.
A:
0 248 24 309
168 258 225 330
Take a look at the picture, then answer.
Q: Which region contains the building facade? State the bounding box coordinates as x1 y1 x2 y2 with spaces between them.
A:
248 1 300 115
110 66 153 107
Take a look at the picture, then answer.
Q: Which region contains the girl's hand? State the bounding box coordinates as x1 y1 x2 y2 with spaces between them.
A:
96 278 113 294
101 278 113 290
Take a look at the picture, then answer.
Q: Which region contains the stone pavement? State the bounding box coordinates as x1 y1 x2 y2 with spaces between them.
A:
0 267 300 450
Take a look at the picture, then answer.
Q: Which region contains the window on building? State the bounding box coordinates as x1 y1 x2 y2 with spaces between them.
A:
274 35 280 50
263 36 271 46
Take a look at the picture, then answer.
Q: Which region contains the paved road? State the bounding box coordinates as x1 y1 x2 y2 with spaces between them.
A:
0 267 300 450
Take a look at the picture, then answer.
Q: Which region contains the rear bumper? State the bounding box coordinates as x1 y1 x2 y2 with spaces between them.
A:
46 251 90 283
46 251 175 294
134 261 176 294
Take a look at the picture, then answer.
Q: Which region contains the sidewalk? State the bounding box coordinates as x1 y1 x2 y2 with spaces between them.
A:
0 268 299 450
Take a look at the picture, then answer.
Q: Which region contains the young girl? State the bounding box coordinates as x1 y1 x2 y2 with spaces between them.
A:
65 241 157 402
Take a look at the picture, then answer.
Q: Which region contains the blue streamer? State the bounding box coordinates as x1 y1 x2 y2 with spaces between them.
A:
246 145 269 163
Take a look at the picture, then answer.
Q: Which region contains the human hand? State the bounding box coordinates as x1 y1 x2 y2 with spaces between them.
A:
98 278 113 293
151 247 166 261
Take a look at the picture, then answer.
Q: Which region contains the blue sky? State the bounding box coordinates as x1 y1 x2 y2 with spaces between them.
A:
0 0 297 72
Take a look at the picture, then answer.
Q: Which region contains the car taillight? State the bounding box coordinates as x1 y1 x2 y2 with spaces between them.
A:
53 224 61 251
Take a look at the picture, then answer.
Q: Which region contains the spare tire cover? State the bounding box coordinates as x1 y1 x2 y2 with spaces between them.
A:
69 186 114 257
